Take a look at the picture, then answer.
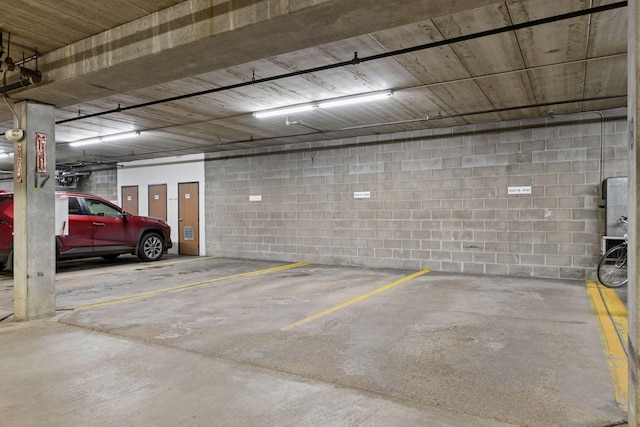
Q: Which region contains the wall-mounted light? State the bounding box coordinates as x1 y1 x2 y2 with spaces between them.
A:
69 131 140 147
252 90 393 119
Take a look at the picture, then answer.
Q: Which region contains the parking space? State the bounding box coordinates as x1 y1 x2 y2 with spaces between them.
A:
0 257 629 426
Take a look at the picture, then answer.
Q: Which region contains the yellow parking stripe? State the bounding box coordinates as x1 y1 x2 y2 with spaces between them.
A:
77 261 309 311
135 255 218 269
281 268 430 331
586 281 628 410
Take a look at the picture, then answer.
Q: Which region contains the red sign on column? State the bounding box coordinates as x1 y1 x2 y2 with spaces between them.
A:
15 142 23 183
35 132 47 173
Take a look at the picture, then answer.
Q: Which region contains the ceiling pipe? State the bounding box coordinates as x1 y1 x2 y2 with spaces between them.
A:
546 109 607 206
85 94 625 161
61 54 621 148
0 31 42 94
0 63 41 94
55 1 627 126
0 78 33 94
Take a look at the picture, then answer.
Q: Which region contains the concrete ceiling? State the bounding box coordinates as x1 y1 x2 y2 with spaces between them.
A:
0 0 628 172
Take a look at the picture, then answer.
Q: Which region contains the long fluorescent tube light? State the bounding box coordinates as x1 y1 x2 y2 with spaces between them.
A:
252 90 393 119
68 137 101 147
318 91 393 109
69 131 140 147
253 104 315 119
102 131 140 142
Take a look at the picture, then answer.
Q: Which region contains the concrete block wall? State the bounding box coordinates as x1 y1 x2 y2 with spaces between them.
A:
0 169 114 199
75 168 118 202
0 180 13 192
205 110 628 280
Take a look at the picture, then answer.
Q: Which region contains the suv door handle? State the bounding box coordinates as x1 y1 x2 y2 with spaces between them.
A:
93 222 105 226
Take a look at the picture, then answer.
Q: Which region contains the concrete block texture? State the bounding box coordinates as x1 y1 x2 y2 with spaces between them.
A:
205 112 627 280
77 168 118 201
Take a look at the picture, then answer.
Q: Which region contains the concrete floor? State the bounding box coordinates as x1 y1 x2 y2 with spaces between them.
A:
0 256 628 426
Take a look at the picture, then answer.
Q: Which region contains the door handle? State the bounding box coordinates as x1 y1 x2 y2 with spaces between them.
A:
179 218 183 221
93 222 105 226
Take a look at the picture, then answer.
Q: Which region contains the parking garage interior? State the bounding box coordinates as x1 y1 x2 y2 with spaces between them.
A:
0 1 638 425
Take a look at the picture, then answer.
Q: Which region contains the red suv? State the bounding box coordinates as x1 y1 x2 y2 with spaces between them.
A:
0 192 172 270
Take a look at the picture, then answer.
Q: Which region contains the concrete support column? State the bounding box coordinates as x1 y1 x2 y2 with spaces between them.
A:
12 101 56 321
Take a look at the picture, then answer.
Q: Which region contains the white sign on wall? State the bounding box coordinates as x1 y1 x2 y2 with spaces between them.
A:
354 191 371 199
249 195 262 202
508 186 532 195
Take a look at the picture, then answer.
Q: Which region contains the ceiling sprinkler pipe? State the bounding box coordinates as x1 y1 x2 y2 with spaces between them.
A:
0 64 41 94
0 78 32 94
595 110 605 204
546 109 606 205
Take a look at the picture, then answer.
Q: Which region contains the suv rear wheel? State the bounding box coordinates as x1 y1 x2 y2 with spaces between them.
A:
137 232 164 262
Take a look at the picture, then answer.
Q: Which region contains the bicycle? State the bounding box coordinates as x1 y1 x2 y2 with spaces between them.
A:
597 216 628 288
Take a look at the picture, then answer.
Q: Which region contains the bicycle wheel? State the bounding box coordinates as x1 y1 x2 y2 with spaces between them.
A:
597 243 628 288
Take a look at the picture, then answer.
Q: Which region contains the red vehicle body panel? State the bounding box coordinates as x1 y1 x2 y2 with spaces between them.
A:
0 192 172 268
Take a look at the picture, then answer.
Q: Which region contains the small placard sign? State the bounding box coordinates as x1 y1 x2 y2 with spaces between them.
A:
354 191 371 199
249 195 262 202
508 186 532 195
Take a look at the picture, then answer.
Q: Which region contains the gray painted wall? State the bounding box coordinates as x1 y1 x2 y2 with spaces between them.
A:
205 110 628 280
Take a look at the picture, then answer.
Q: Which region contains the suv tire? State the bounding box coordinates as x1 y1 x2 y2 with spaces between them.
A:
137 232 164 262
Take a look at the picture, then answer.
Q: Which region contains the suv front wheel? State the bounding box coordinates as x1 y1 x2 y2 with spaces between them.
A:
137 232 165 262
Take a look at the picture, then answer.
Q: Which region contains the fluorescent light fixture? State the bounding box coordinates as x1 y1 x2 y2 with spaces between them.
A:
253 104 315 119
318 91 393 109
252 90 393 119
102 131 140 142
68 137 101 147
69 131 140 147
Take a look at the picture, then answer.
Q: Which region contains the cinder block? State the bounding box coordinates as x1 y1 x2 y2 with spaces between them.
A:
522 254 545 265
474 252 496 263
558 267 586 280
533 266 560 278
485 263 510 275
508 265 533 276
203 116 627 280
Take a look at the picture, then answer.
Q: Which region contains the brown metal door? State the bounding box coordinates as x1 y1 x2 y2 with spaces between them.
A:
121 186 138 214
148 184 167 220
178 182 199 255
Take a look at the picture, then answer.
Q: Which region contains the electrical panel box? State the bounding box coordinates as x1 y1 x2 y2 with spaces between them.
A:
603 176 628 237
601 236 625 255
